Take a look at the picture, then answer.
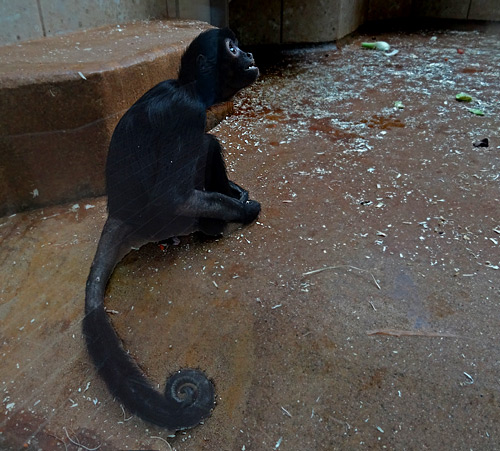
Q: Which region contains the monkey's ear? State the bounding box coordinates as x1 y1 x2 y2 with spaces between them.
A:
197 54 208 72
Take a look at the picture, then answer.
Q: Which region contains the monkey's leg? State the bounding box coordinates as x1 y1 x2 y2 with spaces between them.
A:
204 134 249 202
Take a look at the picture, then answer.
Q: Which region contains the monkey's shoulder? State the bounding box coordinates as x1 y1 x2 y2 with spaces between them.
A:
127 80 205 129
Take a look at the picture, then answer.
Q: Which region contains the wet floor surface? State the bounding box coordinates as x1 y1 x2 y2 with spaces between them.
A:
1 24 500 450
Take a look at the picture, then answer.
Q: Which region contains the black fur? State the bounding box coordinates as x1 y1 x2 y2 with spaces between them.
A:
83 28 260 431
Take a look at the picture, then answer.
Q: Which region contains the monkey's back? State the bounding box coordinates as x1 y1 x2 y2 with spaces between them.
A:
106 80 207 233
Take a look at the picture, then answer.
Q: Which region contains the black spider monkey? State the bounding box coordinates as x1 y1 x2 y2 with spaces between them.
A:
83 28 260 431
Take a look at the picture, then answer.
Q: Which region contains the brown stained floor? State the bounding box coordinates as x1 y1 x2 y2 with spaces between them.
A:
1 23 500 450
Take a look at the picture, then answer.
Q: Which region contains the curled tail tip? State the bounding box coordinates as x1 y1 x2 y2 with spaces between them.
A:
82 299 216 431
164 368 216 430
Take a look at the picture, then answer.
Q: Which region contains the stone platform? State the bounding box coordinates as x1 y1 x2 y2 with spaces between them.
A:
0 19 233 216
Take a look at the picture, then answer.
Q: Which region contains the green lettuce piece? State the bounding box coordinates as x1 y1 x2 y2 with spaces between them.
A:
468 108 485 116
456 93 473 102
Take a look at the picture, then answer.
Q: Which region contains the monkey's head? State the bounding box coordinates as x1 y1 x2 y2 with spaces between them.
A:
179 28 259 106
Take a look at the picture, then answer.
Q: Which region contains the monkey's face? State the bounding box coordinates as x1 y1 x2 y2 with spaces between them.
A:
179 28 259 105
224 38 259 83
217 36 259 101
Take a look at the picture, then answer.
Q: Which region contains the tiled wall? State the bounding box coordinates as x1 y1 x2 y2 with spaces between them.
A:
167 0 211 24
0 1 45 44
282 0 340 44
367 0 413 21
0 0 168 46
230 0 500 45
468 0 500 21
368 0 500 22
338 0 369 40
0 0 499 46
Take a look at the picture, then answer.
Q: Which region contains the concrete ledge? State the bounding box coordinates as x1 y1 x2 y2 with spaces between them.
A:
0 19 232 217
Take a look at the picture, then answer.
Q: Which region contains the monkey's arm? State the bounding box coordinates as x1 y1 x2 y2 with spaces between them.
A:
228 181 249 202
202 135 250 202
177 190 260 224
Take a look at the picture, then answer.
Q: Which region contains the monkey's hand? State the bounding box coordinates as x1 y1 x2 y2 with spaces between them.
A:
242 200 261 224
229 181 249 202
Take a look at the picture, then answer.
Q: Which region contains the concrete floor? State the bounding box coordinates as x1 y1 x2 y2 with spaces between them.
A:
1 23 500 450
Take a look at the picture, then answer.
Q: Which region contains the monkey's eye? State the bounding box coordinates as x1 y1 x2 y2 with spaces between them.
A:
226 39 238 55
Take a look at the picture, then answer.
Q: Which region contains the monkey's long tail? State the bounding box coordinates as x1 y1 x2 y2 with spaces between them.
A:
82 217 215 430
